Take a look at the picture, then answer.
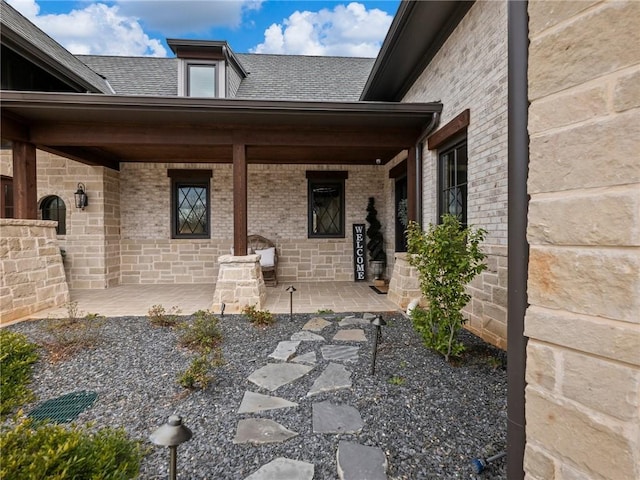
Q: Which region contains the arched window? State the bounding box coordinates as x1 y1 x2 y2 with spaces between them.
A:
40 195 66 235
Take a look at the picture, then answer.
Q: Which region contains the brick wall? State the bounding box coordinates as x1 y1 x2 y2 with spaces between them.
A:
119 162 386 284
401 0 509 348
0 219 69 323
525 1 640 478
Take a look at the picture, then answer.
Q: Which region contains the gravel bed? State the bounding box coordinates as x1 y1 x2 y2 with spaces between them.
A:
8 312 507 479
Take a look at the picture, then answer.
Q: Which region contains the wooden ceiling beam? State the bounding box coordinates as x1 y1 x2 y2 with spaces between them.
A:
29 122 419 149
1 112 30 142
38 145 120 171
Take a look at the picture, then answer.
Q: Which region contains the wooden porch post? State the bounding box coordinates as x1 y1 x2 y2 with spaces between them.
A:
233 144 248 255
12 141 37 219
406 146 418 224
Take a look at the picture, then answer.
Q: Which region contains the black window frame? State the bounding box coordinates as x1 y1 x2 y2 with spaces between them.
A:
437 136 468 227
168 170 212 239
306 171 347 239
40 195 66 235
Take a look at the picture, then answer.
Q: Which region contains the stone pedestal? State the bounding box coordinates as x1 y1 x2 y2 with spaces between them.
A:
212 254 266 313
387 252 422 310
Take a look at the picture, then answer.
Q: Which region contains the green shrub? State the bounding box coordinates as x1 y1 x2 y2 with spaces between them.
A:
0 417 145 479
147 304 181 327
178 348 224 390
178 310 223 352
388 375 406 386
0 330 39 417
406 214 487 362
241 305 275 326
44 312 105 362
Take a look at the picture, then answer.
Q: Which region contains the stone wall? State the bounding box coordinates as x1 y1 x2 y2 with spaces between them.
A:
0 219 69 323
401 0 509 348
525 1 640 478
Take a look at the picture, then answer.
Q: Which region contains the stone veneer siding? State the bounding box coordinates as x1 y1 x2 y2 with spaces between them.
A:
120 162 385 284
401 0 509 348
525 1 640 479
0 219 69 323
35 152 117 289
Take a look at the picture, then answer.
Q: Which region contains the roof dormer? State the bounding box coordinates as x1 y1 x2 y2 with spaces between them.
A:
167 39 247 98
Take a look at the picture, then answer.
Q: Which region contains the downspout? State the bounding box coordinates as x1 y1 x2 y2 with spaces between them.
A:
507 2 529 479
414 112 440 226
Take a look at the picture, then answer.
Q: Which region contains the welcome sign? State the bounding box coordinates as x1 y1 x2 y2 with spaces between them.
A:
353 223 366 281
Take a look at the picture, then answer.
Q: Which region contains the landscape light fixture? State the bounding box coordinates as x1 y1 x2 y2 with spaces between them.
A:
74 183 88 210
370 315 387 375
286 285 297 320
149 415 193 480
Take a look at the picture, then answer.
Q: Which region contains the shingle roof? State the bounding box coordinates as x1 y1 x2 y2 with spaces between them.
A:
0 0 111 94
76 52 374 101
235 54 374 102
77 55 178 96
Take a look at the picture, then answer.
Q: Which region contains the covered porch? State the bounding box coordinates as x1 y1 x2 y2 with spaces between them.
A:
6 282 399 323
1 92 439 319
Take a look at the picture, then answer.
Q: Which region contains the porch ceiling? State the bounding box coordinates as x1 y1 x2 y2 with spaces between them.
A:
1 91 442 170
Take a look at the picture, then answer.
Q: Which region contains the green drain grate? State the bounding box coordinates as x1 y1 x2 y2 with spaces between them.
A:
28 391 97 424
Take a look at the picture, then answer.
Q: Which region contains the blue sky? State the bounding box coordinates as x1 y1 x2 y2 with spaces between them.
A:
7 0 401 57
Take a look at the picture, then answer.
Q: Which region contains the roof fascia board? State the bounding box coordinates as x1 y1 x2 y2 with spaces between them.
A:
0 91 442 117
361 1 474 101
1 28 104 93
395 1 474 101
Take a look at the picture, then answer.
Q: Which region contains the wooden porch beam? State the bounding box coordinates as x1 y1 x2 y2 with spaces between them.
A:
29 123 420 149
38 146 120 171
1 113 29 142
12 141 37 219
233 144 248 256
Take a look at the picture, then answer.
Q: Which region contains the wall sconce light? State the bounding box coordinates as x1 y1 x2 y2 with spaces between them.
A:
74 183 88 210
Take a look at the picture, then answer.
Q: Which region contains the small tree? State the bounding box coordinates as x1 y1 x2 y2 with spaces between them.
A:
365 197 386 263
406 214 487 362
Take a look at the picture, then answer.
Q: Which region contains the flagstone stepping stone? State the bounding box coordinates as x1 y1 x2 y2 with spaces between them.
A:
308 362 352 396
303 317 331 332
237 391 298 414
338 317 370 327
268 341 300 361
333 329 367 342
363 313 376 320
337 441 388 480
291 351 317 364
245 457 314 480
233 418 298 444
321 345 360 363
248 363 313 392
291 331 326 342
312 401 364 434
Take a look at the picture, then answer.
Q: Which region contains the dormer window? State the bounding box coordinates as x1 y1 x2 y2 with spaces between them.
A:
168 39 247 99
187 63 217 97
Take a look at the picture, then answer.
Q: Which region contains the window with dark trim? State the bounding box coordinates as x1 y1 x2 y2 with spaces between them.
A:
1 175 13 219
40 195 66 235
306 171 347 238
438 138 468 226
168 170 212 239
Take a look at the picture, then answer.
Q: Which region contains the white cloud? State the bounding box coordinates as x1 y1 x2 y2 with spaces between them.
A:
116 0 263 36
252 2 393 57
7 0 167 56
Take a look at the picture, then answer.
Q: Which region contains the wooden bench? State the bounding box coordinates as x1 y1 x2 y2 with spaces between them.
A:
248 235 277 287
